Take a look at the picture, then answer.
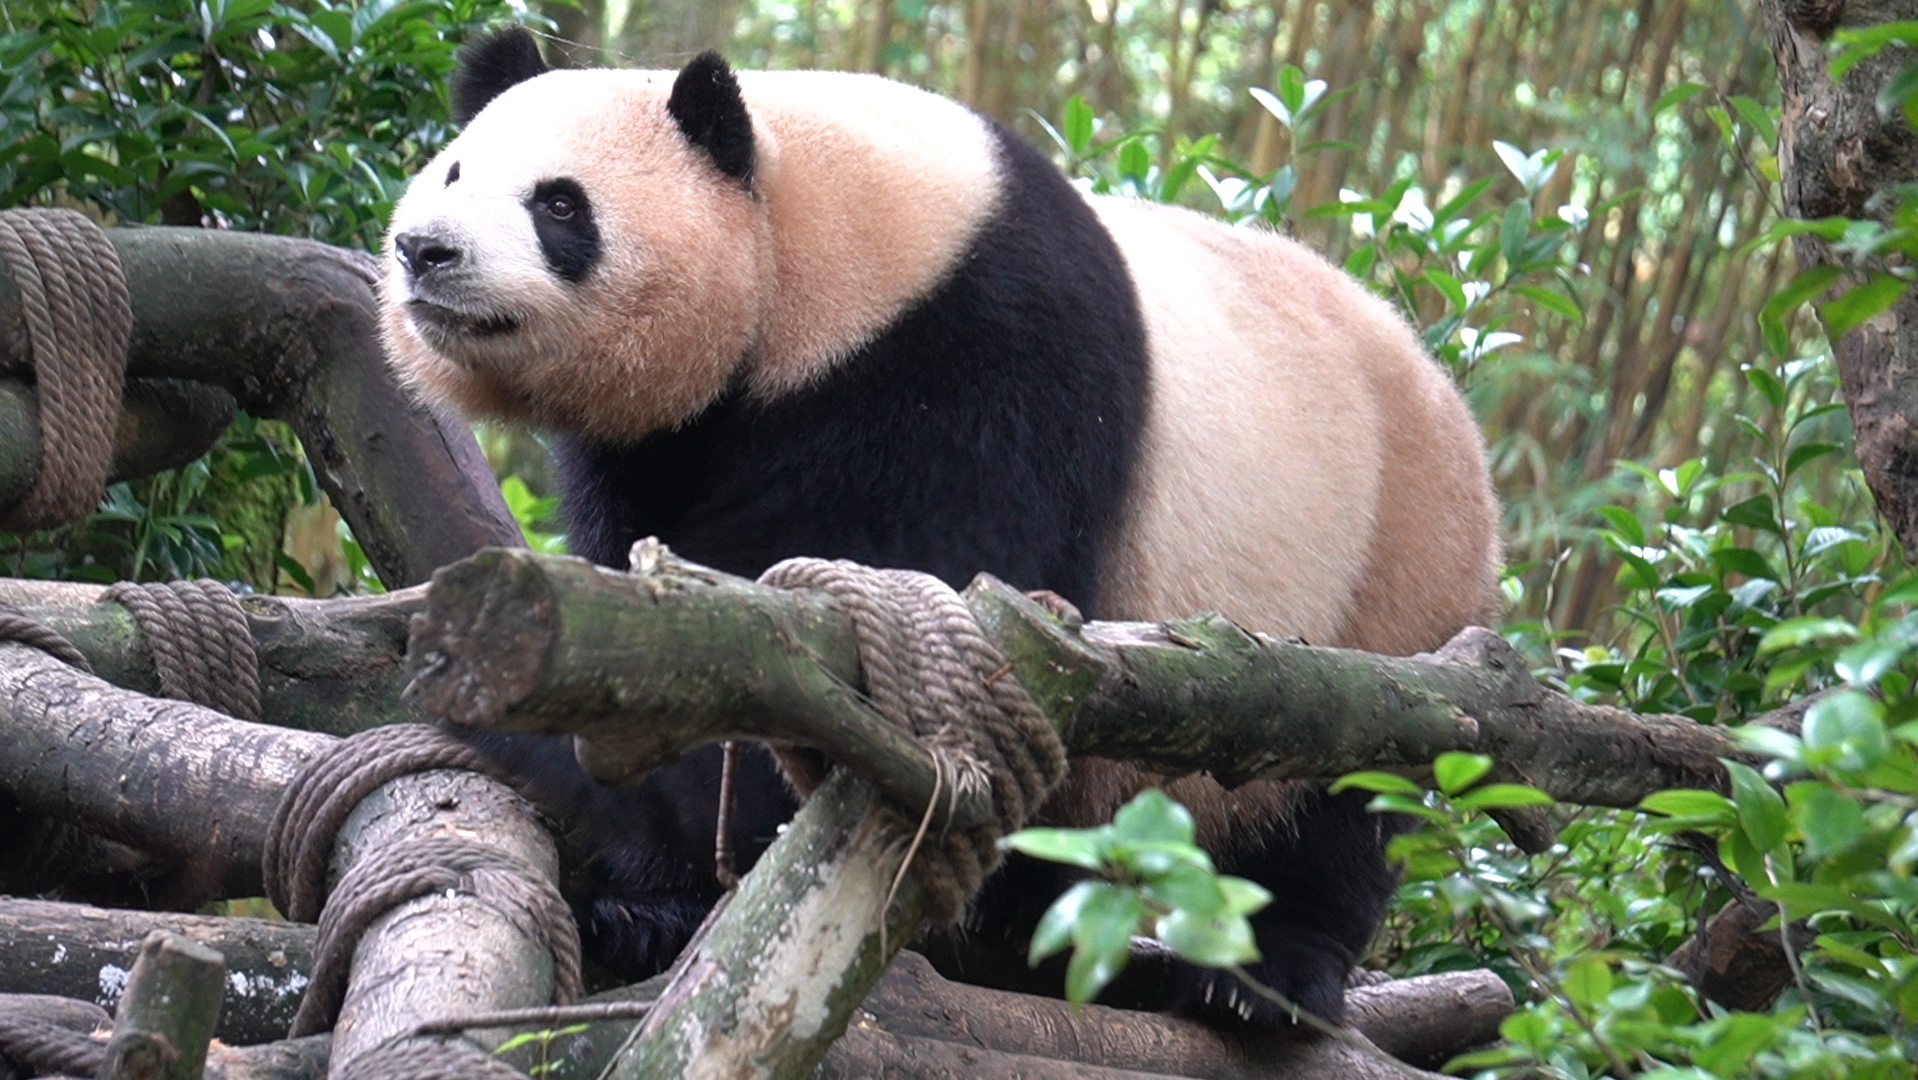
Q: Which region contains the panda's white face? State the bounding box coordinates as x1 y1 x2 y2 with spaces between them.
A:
381 70 770 441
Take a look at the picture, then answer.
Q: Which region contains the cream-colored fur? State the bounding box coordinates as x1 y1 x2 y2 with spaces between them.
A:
1047 198 1501 851
382 68 999 438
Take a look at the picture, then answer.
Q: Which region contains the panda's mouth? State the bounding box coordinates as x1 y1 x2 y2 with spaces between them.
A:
406 300 521 339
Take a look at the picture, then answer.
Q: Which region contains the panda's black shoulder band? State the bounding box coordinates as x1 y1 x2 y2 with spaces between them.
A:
452 27 551 127
668 52 755 189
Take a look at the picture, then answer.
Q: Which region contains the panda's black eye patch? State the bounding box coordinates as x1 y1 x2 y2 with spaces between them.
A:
527 178 600 285
445 161 461 186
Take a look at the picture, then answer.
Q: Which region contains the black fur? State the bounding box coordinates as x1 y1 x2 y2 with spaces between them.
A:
666 53 755 187
452 27 550 127
528 178 601 283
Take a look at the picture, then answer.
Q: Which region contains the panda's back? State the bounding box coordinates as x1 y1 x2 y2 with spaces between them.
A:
1089 197 1500 652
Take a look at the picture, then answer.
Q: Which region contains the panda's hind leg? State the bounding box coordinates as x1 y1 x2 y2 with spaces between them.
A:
1172 785 1409 1029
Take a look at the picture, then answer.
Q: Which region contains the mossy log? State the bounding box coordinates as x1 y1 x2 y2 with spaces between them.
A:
0 577 422 737
409 546 1744 813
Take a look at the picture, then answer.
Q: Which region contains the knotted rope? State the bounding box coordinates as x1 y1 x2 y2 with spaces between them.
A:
104 579 260 721
262 724 582 1039
757 558 1067 924
0 208 130 530
0 1014 105 1079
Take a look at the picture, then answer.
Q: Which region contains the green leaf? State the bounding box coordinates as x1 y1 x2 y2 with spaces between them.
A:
1062 96 1094 156
1112 789 1196 845
1711 547 1779 582
1433 751 1495 796
1029 879 1098 964
1729 95 1778 149
1595 505 1647 547
1787 782 1869 859
1651 82 1707 117
1819 270 1907 340
1802 689 1892 771
1329 770 1424 796
1424 268 1470 313
1744 363 1788 410
1499 199 1531 268
1727 759 1789 852
1758 616 1861 653
1156 908 1259 967
1639 789 1736 821
1721 493 1782 534
1563 956 1613 1010
1063 882 1142 1004
1000 826 1111 871
1453 783 1556 811
1216 876 1272 918
1785 440 1843 477
1758 265 1845 358
1513 284 1584 324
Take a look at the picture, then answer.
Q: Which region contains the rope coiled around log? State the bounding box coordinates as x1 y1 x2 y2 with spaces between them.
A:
0 1014 105 1079
104 578 260 721
757 558 1067 924
262 724 582 1039
0 208 131 530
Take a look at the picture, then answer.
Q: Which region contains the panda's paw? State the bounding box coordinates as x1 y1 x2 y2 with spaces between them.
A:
1171 942 1348 1033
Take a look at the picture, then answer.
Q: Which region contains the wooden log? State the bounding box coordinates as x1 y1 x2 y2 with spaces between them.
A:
0 578 423 737
0 641 569 1069
99 931 226 1080
0 898 315 1045
862 951 1510 1078
407 547 1747 810
606 769 923 1079
322 768 564 1073
0 228 522 587
0 377 235 507
0 641 326 900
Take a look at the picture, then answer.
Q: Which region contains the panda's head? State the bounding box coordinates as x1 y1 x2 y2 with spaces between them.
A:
381 28 774 440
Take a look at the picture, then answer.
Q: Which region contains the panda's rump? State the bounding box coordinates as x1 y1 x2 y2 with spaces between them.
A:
1091 198 1393 645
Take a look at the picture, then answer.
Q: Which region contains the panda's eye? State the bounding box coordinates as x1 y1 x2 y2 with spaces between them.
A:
545 196 576 220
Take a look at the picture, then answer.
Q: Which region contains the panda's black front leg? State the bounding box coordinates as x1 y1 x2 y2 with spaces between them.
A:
1164 786 1408 1030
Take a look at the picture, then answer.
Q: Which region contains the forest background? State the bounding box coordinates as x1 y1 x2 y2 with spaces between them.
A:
3 0 1916 1077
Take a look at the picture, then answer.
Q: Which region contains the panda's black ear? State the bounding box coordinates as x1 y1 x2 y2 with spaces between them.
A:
668 52 755 187
452 27 551 127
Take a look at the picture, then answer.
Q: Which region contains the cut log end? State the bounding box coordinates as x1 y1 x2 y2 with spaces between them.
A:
403 547 560 724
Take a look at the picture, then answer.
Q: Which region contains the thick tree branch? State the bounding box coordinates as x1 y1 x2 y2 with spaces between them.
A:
0 228 521 586
407 547 1744 812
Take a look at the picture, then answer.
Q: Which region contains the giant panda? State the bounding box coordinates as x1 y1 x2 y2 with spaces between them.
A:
380 26 1501 1031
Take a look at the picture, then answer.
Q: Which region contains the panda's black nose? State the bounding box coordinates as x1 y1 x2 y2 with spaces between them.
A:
394 232 462 278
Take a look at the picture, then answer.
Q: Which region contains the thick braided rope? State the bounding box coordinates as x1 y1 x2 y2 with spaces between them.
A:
0 208 130 529
0 604 92 671
332 1034 532 1080
0 1015 105 1078
291 834 582 1037
757 558 1066 923
103 579 261 721
263 724 582 1038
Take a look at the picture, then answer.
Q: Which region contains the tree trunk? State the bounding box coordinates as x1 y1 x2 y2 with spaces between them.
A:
1769 0 1918 559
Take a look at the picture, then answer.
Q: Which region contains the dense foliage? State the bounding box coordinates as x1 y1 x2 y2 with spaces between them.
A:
3 1 1916 1076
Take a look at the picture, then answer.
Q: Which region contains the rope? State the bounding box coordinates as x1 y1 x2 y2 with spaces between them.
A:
104 579 260 721
0 604 91 672
0 208 130 530
0 1015 105 1078
331 1035 530 1080
262 724 582 1039
757 558 1066 924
